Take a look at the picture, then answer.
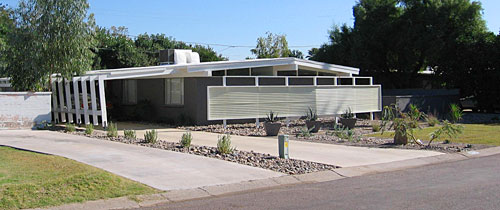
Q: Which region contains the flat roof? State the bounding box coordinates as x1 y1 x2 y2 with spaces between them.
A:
84 57 360 80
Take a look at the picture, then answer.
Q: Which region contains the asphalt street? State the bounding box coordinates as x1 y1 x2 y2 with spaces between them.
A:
137 154 500 210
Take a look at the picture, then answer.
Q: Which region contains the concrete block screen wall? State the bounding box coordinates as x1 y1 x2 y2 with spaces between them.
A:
0 92 52 129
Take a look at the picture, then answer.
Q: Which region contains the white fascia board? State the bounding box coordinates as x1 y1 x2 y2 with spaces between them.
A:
293 59 360 75
186 58 293 72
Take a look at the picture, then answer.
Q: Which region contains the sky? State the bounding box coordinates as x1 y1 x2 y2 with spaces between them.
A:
2 0 500 60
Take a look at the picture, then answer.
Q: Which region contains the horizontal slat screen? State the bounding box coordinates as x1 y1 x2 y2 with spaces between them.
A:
207 85 381 120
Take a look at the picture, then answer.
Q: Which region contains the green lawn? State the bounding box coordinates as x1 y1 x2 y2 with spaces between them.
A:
367 124 500 146
0 146 159 209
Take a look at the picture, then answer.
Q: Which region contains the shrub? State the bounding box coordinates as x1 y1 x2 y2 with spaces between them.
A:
341 107 355 119
327 124 356 141
296 126 314 137
371 123 381 132
265 111 279 123
106 122 118 137
180 132 192 148
427 116 439 127
217 134 235 154
85 124 94 135
124 130 136 139
407 104 426 128
65 123 76 132
304 107 318 121
428 120 464 146
144 130 158 144
449 103 463 123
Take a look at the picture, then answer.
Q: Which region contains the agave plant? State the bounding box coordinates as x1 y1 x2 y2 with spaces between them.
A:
265 111 279 123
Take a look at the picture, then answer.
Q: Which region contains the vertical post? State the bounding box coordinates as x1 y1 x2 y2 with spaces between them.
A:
334 77 338 86
89 76 98 125
223 119 227 129
313 76 317 86
369 77 373 85
278 135 289 159
222 76 226 86
81 77 90 124
64 79 73 123
286 118 290 127
255 77 259 86
285 77 289 86
73 77 81 124
370 112 374 120
51 80 60 123
352 77 356 86
255 118 259 128
98 77 108 127
57 78 67 122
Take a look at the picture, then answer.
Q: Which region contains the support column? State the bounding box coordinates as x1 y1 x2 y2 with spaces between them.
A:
64 79 73 123
51 80 60 123
98 77 108 127
57 78 66 122
255 118 260 128
89 76 98 125
81 77 90 124
223 119 227 129
370 112 374 120
73 77 81 124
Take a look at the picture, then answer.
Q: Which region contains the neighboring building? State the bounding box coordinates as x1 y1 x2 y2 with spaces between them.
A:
0 78 13 92
51 49 382 126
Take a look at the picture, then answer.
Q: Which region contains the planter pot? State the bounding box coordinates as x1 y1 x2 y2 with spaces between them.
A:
264 122 281 136
339 118 357 129
394 131 408 145
305 120 322 133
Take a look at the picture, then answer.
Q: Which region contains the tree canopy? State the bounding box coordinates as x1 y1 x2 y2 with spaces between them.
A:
309 0 499 110
93 27 226 70
250 32 304 59
2 0 95 91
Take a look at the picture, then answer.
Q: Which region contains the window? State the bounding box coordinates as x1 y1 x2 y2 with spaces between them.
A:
122 80 137 104
165 78 184 105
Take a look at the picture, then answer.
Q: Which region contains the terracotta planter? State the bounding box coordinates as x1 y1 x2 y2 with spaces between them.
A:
339 118 357 129
264 122 281 136
305 120 322 133
394 131 408 145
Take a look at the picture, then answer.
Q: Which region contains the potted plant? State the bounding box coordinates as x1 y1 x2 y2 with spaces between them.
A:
264 111 281 136
304 107 321 133
339 107 357 129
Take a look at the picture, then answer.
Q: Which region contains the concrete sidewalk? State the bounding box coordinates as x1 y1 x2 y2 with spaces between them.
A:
0 130 282 191
114 122 442 167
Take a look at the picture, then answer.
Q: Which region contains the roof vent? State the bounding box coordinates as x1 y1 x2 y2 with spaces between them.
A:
159 49 200 65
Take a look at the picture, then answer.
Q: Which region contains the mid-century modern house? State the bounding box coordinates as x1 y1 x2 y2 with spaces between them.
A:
50 49 382 126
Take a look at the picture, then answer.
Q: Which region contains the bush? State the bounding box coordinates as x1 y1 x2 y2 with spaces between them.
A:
428 120 464 146
371 123 381 132
144 130 158 144
427 116 439 127
124 130 136 139
85 124 94 135
65 123 76 132
449 104 463 123
180 132 192 148
296 126 313 137
106 122 118 137
217 134 235 154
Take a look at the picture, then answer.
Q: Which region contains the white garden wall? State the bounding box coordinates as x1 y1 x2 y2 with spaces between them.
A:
0 92 52 129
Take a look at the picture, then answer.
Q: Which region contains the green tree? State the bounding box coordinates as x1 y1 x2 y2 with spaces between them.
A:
4 0 95 91
0 4 14 73
251 32 290 58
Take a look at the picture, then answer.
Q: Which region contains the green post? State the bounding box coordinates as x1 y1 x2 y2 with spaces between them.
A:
278 135 289 159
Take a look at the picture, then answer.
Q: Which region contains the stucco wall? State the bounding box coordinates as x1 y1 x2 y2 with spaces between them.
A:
0 92 52 129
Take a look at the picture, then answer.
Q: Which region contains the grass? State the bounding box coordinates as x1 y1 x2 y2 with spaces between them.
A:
0 146 159 209
367 124 500 146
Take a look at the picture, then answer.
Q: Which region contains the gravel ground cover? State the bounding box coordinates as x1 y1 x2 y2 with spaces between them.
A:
61 130 338 175
181 118 490 153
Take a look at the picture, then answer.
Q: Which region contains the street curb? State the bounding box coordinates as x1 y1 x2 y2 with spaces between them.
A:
40 146 500 210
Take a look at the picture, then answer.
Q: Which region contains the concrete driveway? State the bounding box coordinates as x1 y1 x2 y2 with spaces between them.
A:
114 122 443 167
0 130 282 191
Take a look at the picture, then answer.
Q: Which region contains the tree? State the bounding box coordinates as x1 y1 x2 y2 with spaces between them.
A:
4 0 95 91
251 32 290 58
309 0 490 89
0 4 13 74
93 28 226 70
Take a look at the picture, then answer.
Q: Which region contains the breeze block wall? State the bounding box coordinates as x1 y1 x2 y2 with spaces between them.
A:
0 92 52 129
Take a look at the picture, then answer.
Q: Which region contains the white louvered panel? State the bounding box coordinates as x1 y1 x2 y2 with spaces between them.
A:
208 86 381 120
